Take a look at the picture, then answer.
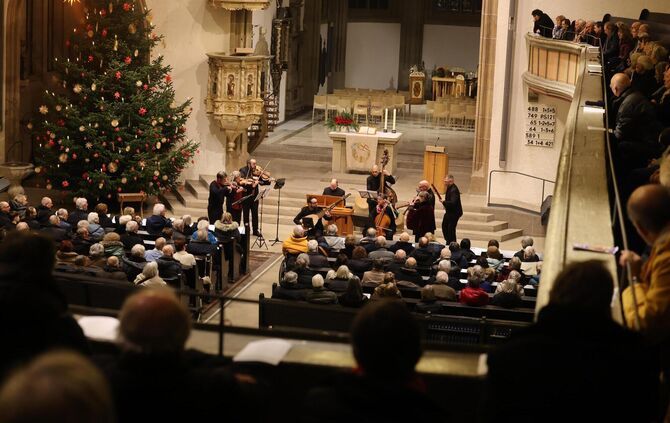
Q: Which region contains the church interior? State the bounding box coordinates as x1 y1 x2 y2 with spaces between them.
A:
1 0 670 421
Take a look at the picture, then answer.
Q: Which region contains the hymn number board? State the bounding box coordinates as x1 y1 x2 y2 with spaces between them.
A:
525 104 556 148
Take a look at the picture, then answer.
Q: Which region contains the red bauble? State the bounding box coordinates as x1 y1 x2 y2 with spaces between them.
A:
123 2 131 11
165 75 172 83
88 55 94 62
115 71 122 79
124 56 132 64
138 107 147 116
101 28 108 37
62 181 69 188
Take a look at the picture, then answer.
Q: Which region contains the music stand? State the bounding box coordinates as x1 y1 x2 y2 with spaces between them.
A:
359 190 380 200
270 178 286 246
252 187 272 250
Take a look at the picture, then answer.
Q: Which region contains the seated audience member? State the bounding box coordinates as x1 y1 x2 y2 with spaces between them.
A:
41 215 69 243
101 232 125 258
180 214 196 237
72 227 94 256
293 254 315 288
101 256 129 281
514 236 534 260
88 243 107 268
114 215 131 235
95 203 115 228
161 228 175 246
189 218 217 245
0 351 115 423
302 300 442 421
173 238 196 269
481 267 496 293
171 218 186 240
36 196 54 226
338 277 367 308
133 261 166 288
21 207 40 230
334 253 348 269
274 271 309 301
87 212 104 241
492 277 524 309
326 265 357 293
146 203 172 235
122 244 148 282
632 54 660 98
371 282 402 300
416 285 442 314
214 212 240 241
486 245 504 268
97 289 250 422
307 239 329 268
15 222 30 232
361 259 387 287
498 256 524 282
424 232 444 256
323 224 345 251
460 266 489 306
342 235 357 258
482 260 657 422
68 197 89 226
0 233 89 379
9 194 28 219
283 225 309 255
145 237 166 262
522 246 540 262
459 238 476 263
156 245 183 286
56 240 78 264
306 274 338 305
386 249 407 274
410 237 434 268
389 231 415 256
435 260 462 291
368 236 394 261
449 241 468 268
476 251 489 268
55 208 72 233
395 257 424 287
0 201 15 230
488 239 500 248
186 229 218 257
347 246 372 277
121 220 145 250
433 271 458 300
359 227 378 251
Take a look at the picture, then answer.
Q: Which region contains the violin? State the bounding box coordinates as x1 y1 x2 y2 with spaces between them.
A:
252 166 275 183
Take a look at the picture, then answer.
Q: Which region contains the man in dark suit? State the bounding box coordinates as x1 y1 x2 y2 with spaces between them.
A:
366 165 395 222
0 202 14 230
531 9 554 38
40 215 70 243
238 158 271 236
441 175 463 244
322 179 345 200
67 197 89 227
207 171 232 223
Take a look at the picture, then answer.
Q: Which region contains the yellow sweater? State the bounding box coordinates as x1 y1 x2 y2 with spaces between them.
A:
282 235 308 255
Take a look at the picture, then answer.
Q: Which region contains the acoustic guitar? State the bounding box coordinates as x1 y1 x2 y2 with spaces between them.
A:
302 194 351 228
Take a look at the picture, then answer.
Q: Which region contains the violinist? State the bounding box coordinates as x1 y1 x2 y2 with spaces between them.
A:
366 165 395 221
207 171 233 223
406 191 436 243
416 180 435 208
238 158 271 237
293 197 332 237
226 171 245 224
374 196 399 241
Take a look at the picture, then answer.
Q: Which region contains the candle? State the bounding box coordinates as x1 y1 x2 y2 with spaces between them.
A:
392 109 397 131
384 108 388 130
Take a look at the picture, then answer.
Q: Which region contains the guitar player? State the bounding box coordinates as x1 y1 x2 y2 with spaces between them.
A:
293 197 333 237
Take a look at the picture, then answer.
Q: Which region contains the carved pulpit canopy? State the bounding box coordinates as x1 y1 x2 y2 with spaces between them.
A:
208 0 270 11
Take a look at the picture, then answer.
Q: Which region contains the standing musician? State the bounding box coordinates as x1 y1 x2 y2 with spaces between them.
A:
238 158 271 236
207 171 233 223
227 171 245 224
416 180 435 208
293 197 332 237
323 179 346 203
406 191 436 243
441 174 463 243
374 196 399 240
366 165 395 222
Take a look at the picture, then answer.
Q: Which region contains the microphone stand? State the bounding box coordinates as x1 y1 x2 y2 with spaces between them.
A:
270 179 285 246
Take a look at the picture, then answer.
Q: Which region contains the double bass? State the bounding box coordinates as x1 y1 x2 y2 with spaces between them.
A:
378 149 398 205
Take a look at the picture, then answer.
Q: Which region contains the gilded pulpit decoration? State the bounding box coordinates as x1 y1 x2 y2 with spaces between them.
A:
208 0 271 11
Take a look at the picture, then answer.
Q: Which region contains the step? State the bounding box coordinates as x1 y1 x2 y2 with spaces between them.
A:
171 188 208 209
456 228 523 242
457 220 508 232
186 180 209 200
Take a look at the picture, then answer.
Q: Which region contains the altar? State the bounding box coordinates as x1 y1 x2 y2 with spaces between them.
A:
328 131 402 174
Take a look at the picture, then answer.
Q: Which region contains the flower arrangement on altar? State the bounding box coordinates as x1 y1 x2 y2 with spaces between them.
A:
326 112 360 132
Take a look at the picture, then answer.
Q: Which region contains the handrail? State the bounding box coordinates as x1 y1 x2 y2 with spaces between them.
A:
487 170 555 214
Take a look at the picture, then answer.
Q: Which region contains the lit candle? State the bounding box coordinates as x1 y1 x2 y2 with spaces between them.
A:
392 109 397 131
384 108 388 130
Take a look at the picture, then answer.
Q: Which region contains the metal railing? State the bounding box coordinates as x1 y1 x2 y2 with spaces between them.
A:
487 170 555 214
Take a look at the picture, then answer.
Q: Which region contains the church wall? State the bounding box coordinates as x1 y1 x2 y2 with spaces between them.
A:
344 22 401 90
422 24 481 73
487 0 670 210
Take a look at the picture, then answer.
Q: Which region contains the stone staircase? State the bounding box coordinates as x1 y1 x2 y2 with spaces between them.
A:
162 172 523 243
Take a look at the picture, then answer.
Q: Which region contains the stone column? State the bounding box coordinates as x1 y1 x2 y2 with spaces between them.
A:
469 0 497 194
397 0 426 91
327 0 347 91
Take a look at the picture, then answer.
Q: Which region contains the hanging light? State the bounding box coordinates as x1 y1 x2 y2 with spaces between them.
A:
63 0 80 5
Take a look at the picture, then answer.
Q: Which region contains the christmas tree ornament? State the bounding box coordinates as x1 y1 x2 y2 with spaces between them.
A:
111 119 119 127
128 23 136 34
108 162 118 173
91 83 97 91
39 105 49 115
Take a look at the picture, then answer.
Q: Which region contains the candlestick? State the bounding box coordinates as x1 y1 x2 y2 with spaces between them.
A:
392 109 397 132
384 108 388 131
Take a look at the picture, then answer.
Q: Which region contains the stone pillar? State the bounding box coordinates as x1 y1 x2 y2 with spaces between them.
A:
469 0 497 194
327 0 347 91
300 0 322 104
397 0 425 91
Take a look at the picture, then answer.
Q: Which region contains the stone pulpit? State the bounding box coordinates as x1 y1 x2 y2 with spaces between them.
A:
205 53 270 170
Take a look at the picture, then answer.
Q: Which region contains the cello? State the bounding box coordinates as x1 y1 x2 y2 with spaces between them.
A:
375 200 411 237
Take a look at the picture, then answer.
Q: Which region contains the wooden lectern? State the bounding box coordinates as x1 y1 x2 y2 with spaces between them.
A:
118 192 147 217
305 194 354 236
423 145 449 189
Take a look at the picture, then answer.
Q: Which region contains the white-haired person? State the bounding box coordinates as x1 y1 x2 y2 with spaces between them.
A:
521 245 540 262
88 243 107 268
514 236 534 260
325 265 358 293
307 239 329 268
146 203 172 235
282 225 308 255
56 208 72 233
144 237 166 262
323 224 345 251
68 197 89 226
36 196 54 226
122 244 148 282
133 261 166 288
306 274 338 305
120 220 145 251
87 212 104 241
189 218 217 245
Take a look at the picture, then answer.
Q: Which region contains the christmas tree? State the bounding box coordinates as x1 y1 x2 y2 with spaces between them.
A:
30 0 198 201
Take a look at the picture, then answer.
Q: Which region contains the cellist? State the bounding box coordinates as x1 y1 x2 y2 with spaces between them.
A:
366 165 396 223
374 196 399 241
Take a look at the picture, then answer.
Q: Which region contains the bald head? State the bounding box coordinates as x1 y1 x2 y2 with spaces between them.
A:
627 185 670 244
118 288 191 354
610 73 631 97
